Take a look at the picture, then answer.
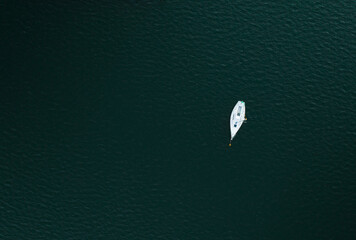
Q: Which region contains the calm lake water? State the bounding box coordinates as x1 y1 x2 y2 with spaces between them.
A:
1 2 355 239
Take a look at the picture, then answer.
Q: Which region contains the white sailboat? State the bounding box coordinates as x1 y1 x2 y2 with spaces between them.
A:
229 101 246 146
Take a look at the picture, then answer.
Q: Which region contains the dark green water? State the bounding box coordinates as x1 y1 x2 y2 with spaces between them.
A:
1 2 355 239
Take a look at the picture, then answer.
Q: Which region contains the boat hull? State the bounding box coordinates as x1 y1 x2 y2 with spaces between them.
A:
230 101 245 140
